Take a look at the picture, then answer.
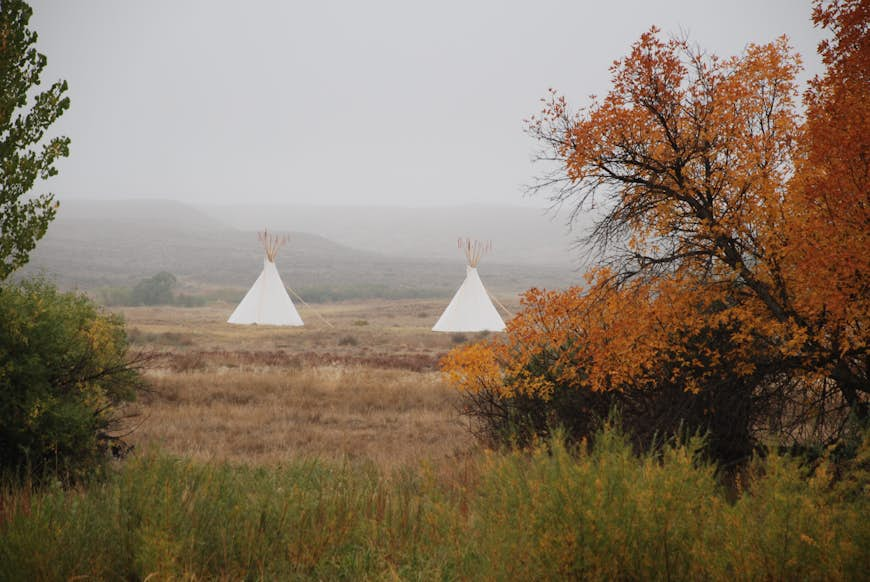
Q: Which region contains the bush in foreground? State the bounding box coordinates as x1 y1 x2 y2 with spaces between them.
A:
0 279 144 482
0 425 866 580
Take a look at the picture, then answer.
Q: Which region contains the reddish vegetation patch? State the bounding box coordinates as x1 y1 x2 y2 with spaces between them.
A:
152 350 444 373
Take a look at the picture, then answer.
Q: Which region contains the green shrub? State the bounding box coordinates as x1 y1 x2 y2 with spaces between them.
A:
96 280 208 308
0 279 144 481
130 271 176 305
469 426 868 581
0 454 458 580
0 425 866 580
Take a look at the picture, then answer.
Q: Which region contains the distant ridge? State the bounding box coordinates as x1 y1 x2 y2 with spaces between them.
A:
19 199 582 296
197 203 588 268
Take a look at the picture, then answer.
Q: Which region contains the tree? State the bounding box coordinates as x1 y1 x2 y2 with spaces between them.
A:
131 271 177 305
444 1 867 459
523 7 867 418
443 275 801 463
0 0 70 281
786 0 869 416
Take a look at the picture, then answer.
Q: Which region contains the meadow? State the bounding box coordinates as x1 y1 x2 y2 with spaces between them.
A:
1 300 867 580
2 424 866 580
3 0 867 577
119 300 487 468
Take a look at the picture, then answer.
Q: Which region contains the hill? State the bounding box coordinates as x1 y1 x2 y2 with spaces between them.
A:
197 203 589 267
19 199 583 299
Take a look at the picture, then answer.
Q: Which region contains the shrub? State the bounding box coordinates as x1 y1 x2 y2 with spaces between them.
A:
442 284 855 466
0 279 144 481
130 271 176 305
0 425 866 580
469 425 868 580
95 280 208 308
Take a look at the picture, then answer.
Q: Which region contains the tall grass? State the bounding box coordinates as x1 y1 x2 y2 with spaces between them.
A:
1 426 866 581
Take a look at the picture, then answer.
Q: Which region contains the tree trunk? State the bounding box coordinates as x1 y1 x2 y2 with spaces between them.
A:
832 360 868 421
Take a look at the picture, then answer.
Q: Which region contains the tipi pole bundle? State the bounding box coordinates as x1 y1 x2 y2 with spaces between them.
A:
458 237 492 267
258 229 289 262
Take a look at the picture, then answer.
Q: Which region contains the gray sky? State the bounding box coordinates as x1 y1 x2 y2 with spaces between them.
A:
30 1 824 207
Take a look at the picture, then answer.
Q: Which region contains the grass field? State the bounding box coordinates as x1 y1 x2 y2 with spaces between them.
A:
116 300 505 468
3 427 866 580
2 300 868 580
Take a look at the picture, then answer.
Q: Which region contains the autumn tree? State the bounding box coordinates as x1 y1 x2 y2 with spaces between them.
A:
786 0 868 416
523 5 867 417
444 0 867 459
444 272 803 462
0 0 70 280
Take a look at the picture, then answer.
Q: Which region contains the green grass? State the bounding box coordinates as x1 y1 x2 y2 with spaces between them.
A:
1 427 866 581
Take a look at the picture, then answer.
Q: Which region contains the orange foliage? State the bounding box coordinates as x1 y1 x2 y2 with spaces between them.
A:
785 0 869 367
445 270 793 400
445 0 868 441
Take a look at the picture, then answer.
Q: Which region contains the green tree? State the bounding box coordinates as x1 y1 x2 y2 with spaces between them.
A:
0 0 70 281
131 271 177 305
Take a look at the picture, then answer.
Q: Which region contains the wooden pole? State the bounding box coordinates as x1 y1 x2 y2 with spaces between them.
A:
286 286 334 328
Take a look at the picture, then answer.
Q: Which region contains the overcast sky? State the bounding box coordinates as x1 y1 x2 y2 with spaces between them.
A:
30 1 824 207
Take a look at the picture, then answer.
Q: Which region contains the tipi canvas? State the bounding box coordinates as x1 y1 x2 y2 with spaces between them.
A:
433 238 505 332
228 231 303 326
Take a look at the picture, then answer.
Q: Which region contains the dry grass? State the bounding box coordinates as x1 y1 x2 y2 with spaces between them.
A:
119 299 499 354
127 366 471 469
116 300 494 468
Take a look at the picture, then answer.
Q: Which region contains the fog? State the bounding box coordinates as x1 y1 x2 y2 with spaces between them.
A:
29 1 823 207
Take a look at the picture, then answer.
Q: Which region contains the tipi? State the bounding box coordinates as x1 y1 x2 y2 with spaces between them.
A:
432 238 506 332
228 230 304 326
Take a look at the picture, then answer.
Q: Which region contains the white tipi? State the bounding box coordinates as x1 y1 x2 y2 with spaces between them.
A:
228 230 304 326
433 238 506 332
